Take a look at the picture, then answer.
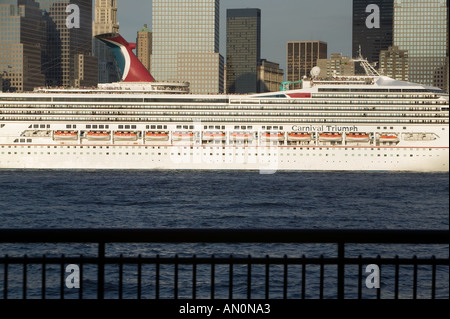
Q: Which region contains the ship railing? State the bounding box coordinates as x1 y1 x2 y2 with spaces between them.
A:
0 229 448 300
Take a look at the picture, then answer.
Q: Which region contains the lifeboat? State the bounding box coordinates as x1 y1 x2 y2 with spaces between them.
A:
53 131 78 141
379 134 400 143
261 132 285 142
230 132 254 141
319 133 343 142
288 132 312 142
86 131 111 141
346 133 370 143
145 132 169 141
114 131 138 141
172 131 194 141
203 131 226 141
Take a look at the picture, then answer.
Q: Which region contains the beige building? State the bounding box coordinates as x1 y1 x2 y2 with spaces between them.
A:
93 0 119 35
257 59 284 92
287 41 327 89
93 0 120 83
317 53 355 78
379 46 409 81
0 0 45 92
136 25 152 74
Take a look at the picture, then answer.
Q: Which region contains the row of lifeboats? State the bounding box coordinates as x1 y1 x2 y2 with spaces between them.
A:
52 131 400 143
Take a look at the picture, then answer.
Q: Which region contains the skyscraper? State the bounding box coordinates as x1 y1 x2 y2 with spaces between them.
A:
226 8 261 94
287 41 327 89
352 0 394 66
38 0 97 87
93 0 120 83
0 0 46 92
393 0 448 90
136 24 152 74
152 0 224 94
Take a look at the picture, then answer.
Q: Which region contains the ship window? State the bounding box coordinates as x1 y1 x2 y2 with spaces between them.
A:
183 125 188 129
177 125 182 129
66 125 71 129
93 125 98 129
164 126 167 129
189 125 194 129
151 125 156 129
47 125 50 128
40 125 45 128
99 125 104 129
132 125 137 129
34 125 39 128
157 125 162 129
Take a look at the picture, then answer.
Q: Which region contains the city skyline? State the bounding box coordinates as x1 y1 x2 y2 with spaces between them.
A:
117 0 354 75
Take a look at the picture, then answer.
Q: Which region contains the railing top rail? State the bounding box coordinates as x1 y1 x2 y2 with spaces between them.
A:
0 229 448 244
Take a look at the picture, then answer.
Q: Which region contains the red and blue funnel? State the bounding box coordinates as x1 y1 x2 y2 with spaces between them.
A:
96 33 155 82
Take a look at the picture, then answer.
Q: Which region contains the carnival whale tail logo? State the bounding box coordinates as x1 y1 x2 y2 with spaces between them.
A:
95 33 155 83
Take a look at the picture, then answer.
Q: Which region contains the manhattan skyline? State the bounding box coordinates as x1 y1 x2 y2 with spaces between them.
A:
116 0 353 75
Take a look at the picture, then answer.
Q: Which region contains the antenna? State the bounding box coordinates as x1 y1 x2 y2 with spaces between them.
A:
353 46 380 77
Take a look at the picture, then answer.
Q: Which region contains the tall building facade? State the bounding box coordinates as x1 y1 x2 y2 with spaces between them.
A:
0 0 46 92
287 41 327 89
136 24 152 74
317 53 355 78
93 0 120 83
38 0 97 87
152 0 224 94
226 8 261 94
393 0 448 90
352 0 394 65
379 45 408 81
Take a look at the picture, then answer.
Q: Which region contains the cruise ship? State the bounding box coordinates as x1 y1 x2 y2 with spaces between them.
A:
0 34 448 172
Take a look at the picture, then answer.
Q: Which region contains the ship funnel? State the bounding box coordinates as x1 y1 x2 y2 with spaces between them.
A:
96 33 155 82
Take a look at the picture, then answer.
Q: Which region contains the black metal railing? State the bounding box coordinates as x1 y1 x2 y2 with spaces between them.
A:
0 229 448 300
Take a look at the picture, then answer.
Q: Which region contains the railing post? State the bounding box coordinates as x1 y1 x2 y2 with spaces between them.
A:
98 241 105 300
338 241 345 300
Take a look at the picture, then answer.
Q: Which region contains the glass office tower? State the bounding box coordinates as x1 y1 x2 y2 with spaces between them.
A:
226 8 261 94
393 0 448 90
37 0 96 87
352 0 394 65
0 0 46 92
152 0 224 94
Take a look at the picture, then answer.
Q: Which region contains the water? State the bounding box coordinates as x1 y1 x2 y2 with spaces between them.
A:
0 170 448 299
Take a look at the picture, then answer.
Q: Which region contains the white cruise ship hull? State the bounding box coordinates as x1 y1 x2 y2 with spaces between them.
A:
1 142 448 172
1 75 448 172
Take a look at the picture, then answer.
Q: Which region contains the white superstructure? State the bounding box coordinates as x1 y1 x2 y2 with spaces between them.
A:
0 76 448 172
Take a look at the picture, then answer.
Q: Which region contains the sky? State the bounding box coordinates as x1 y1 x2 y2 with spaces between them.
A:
117 0 354 73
